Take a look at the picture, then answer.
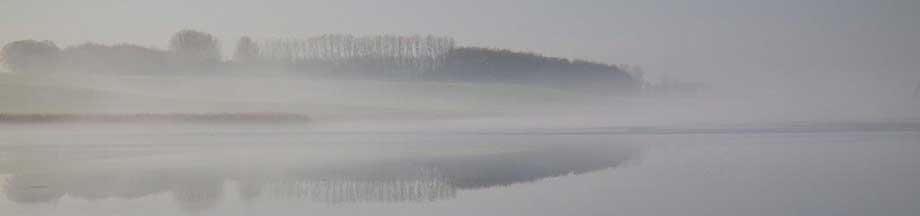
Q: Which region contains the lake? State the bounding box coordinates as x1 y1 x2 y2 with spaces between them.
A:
1 125 918 216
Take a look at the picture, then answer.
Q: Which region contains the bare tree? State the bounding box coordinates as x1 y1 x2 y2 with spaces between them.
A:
233 36 259 64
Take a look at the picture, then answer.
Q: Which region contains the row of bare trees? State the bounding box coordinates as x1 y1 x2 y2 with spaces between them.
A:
253 35 455 78
259 35 454 62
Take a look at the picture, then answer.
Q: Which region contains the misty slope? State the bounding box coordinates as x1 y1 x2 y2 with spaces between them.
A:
0 74 592 121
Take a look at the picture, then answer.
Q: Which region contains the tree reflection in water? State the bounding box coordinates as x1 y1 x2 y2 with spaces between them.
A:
2 142 635 212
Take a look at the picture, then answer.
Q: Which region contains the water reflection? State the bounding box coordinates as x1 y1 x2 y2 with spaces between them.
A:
1 141 634 212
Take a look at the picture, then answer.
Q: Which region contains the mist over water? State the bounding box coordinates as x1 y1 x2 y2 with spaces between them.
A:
4 73 916 132
1 30 918 216
3 1 920 215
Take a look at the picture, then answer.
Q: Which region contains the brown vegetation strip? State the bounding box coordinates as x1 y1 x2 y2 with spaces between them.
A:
0 113 310 123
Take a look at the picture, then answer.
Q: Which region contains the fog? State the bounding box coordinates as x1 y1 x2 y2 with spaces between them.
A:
2 0 918 130
2 1 920 216
6 73 915 132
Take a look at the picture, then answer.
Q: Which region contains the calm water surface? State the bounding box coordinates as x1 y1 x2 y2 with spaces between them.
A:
1 126 918 216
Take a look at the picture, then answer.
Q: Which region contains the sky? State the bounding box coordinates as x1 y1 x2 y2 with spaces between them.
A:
1 0 919 94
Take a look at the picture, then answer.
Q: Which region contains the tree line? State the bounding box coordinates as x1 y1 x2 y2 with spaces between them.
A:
1 29 638 92
438 47 638 92
0 30 220 75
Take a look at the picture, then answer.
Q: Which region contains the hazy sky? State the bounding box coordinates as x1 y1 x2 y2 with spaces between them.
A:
2 0 919 93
